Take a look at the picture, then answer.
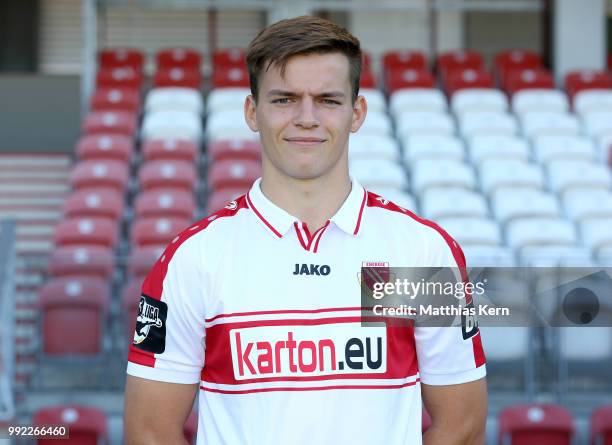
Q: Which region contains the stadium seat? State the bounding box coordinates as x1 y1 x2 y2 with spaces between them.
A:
520 246 593 266
383 50 428 73
389 88 447 116
350 159 407 190
402 134 464 163
492 188 560 224
208 139 261 162
468 134 530 165
141 110 203 143
212 48 246 68
421 188 488 220
436 50 485 83
520 112 580 138
156 48 202 70
349 134 400 161
141 138 199 162
512 89 569 115
211 66 250 88
591 405 612 445
33 404 108 444
38 277 109 355
458 111 518 138
386 69 435 93
547 160 612 193
359 69 376 89
206 110 256 142
70 160 129 193
48 245 115 280
75 134 133 163
445 69 494 95
138 160 198 192
396 111 455 138
450 88 508 115
506 218 577 250
134 189 196 220
207 87 251 114
581 219 612 252
153 67 201 89
493 49 542 88
82 111 137 137
54 217 118 248
581 111 612 139
99 48 144 71
533 135 597 164
479 326 529 361
461 245 516 267
206 188 247 214
357 111 393 136
145 87 204 114
565 70 612 99
366 188 417 212
96 66 143 90
411 159 476 194
63 189 124 221
498 404 574 445
436 217 501 246
208 160 261 192
359 88 386 113
90 88 140 114
505 69 555 95
573 90 612 115
127 245 165 278
130 217 191 247
563 189 612 222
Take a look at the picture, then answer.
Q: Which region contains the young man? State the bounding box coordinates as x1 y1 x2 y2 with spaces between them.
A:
124 16 487 445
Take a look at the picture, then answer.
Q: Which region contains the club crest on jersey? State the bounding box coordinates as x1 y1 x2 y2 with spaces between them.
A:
225 200 238 210
358 261 391 291
133 295 168 354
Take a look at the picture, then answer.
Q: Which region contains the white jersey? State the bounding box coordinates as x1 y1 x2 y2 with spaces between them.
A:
127 178 486 445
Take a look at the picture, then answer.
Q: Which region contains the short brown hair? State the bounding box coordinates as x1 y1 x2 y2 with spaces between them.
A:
246 16 362 103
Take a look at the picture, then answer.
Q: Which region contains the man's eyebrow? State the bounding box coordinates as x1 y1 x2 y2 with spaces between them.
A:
266 90 347 98
267 90 297 97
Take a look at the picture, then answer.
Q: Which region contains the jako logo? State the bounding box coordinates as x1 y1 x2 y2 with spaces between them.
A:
293 263 331 276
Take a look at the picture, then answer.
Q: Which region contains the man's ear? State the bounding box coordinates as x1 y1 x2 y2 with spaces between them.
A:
350 95 367 133
244 94 259 132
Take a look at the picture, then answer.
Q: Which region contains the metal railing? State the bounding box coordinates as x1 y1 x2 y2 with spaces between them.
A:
0 220 16 422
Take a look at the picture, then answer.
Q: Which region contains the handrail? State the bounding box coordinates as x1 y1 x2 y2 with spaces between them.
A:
0 220 16 422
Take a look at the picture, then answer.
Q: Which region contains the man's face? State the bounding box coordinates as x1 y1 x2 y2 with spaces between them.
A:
244 52 366 181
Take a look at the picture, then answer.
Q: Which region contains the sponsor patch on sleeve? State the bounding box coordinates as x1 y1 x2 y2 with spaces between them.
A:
461 301 479 340
132 294 168 354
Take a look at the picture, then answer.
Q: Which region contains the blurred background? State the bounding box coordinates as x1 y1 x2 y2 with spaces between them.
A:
0 0 612 443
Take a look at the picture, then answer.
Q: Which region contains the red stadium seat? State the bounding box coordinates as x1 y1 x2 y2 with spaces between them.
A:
49 245 115 280
445 68 494 95
38 277 109 356
506 68 555 95
386 69 435 93
208 160 261 192
142 138 199 162
135 189 196 219
498 404 574 445
63 189 124 221
422 408 432 434
75 134 133 163
96 67 143 90
565 70 612 99
206 188 247 214
122 277 144 339
184 410 198 445
154 67 201 89
33 404 108 445
437 50 485 82
127 245 165 278
360 69 376 88
494 49 543 88
361 52 372 71
383 50 428 73
99 48 144 71
70 160 129 193
212 66 250 88
208 139 261 162
130 217 191 247
591 405 612 445
54 217 118 248
90 88 140 114
212 48 246 68
157 48 202 70
82 111 137 137
138 160 197 192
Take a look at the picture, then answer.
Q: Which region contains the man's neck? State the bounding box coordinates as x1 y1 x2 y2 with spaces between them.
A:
260 169 352 232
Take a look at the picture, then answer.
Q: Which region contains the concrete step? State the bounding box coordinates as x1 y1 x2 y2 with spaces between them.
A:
0 154 71 168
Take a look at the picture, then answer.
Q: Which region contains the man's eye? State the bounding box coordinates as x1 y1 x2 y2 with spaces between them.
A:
321 99 341 105
272 98 291 104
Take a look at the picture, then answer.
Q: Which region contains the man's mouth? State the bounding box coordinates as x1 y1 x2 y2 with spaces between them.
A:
284 137 326 146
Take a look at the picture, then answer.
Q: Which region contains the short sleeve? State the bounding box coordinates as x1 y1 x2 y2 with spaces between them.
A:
127 236 206 384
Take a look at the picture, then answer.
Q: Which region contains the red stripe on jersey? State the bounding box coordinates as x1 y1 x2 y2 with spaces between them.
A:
312 220 330 253
246 192 283 238
353 189 368 235
366 192 487 368
205 306 366 323
127 195 248 367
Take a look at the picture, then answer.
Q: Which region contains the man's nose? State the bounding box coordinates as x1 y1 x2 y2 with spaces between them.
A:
293 98 319 128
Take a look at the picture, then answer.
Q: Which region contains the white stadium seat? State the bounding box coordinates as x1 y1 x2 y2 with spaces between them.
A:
206 110 257 142
389 88 447 117
411 159 476 194
532 135 597 164
520 112 580 138
598 245 612 264
520 245 593 266
141 110 203 143
145 87 204 114
512 89 569 114
436 217 502 246
492 188 560 224
480 327 529 361
573 90 612 115
421 188 488 220
349 134 399 161
598 134 612 163
581 111 612 139
359 111 393 136
402 134 464 163
560 327 612 360
547 160 612 193
563 189 612 222
396 112 455 139
207 87 250 113
360 88 386 113
350 159 407 189
450 88 508 115
468 135 530 165
479 160 545 195
506 217 577 250
461 245 516 267
580 218 612 252
458 111 518 138
366 187 417 212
